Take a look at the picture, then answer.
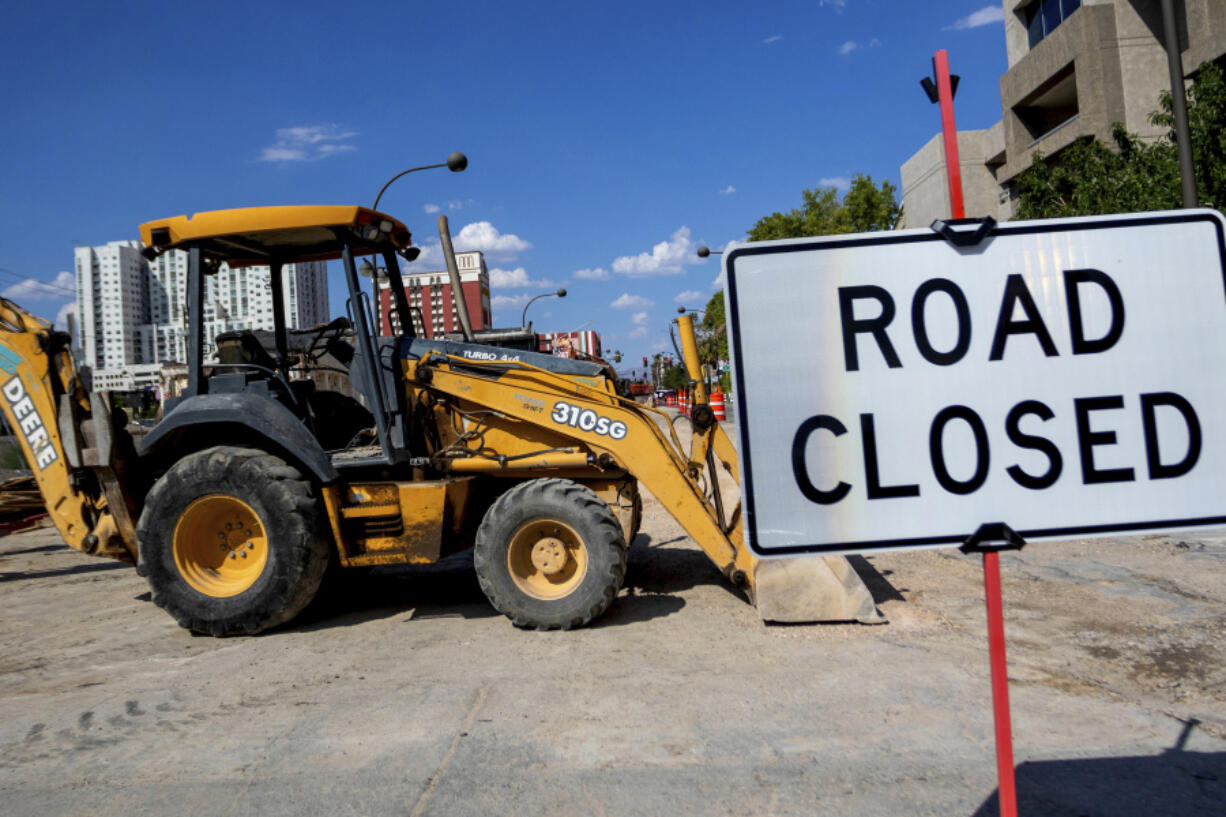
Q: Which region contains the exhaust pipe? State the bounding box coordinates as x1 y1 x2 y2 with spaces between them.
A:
438 215 475 343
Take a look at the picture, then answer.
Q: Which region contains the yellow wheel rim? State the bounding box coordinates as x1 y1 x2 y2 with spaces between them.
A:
506 519 588 600
172 495 269 597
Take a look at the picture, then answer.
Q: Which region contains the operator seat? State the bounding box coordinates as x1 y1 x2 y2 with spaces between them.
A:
215 329 278 372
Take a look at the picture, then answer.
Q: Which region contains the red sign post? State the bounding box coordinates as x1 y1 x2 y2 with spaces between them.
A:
922 50 1018 816
962 527 1022 817
921 49 966 220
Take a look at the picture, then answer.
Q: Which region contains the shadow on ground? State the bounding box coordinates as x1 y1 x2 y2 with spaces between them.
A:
972 721 1224 817
847 554 907 605
596 592 687 627
292 535 715 632
0 560 130 583
0 543 68 557
292 550 496 632
623 533 738 597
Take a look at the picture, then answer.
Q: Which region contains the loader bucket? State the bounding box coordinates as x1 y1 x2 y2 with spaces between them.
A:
751 555 884 624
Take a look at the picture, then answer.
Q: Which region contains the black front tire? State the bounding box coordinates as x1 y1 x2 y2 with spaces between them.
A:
136 446 329 636
474 478 626 630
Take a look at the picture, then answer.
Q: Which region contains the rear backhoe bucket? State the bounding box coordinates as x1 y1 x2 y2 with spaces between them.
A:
751 554 884 624
667 313 883 624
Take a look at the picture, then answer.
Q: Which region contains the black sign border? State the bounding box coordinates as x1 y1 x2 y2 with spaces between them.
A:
726 210 1226 556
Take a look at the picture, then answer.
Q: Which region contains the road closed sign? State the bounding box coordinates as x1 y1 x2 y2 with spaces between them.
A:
724 210 1226 557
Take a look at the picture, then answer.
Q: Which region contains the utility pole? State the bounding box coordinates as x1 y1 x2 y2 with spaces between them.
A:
1160 0 1198 207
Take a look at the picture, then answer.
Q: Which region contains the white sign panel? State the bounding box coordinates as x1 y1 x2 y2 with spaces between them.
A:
725 210 1226 557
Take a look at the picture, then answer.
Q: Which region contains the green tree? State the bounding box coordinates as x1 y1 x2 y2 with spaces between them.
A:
840 174 903 232
1152 61 1226 209
747 174 899 241
1015 61 1225 218
699 290 727 364
694 291 731 392
660 363 688 390
1013 124 1180 219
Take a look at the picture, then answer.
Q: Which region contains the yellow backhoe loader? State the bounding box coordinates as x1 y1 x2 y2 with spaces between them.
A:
0 195 879 635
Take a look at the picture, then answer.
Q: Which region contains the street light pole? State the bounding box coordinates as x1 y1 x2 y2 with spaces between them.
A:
372 152 468 212
521 288 567 328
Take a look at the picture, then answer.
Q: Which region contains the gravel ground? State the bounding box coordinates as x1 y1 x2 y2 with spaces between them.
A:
0 418 1222 816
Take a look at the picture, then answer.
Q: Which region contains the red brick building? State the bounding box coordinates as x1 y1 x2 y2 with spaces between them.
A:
376 250 492 338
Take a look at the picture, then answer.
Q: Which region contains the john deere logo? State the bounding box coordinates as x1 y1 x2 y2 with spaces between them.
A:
0 343 21 375
2 368 58 471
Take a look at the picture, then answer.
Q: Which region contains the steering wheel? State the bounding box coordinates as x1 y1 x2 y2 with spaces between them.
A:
302 317 352 365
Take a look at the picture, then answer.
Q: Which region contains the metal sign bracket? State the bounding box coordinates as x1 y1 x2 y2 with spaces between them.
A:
960 521 1026 554
930 216 997 248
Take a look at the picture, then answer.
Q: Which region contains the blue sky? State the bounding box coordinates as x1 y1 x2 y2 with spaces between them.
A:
0 0 1009 373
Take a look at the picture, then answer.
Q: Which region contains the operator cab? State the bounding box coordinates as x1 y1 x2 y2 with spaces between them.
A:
138 205 421 466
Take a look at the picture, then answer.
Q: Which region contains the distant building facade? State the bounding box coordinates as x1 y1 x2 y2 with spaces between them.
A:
375 250 492 338
901 0 1226 226
538 330 602 360
75 241 149 374
74 241 328 390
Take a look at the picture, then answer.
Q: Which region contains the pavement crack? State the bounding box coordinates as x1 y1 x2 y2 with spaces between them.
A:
409 682 491 817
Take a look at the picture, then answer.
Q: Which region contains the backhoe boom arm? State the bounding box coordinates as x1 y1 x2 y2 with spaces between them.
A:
0 298 136 561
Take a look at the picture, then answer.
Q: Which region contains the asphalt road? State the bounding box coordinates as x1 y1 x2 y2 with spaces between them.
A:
1 466 1224 815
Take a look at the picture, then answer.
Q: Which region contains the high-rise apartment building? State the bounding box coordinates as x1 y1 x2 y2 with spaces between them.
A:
75 241 150 373
375 250 492 338
74 242 328 390
900 0 1226 226
142 250 328 364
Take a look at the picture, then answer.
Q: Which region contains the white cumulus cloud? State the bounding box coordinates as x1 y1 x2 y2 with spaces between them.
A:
611 293 654 309
820 176 852 190
573 267 610 281
674 290 705 304
258 124 357 162
398 240 441 272
453 221 532 261
946 6 1005 30
491 293 532 308
719 185 736 195
489 267 554 288
819 0 847 10
839 38 881 56
631 311 649 326
611 227 700 277
629 327 648 339
423 203 441 214
2 270 74 301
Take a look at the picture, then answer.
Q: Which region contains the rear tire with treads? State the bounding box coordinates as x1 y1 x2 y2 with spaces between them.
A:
136 446 329 636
